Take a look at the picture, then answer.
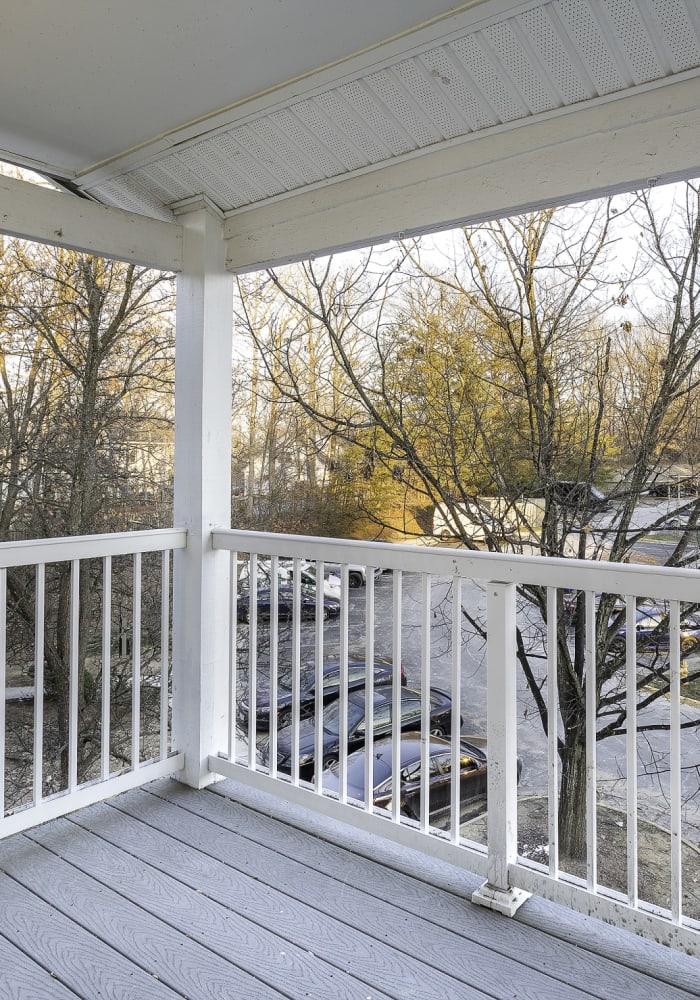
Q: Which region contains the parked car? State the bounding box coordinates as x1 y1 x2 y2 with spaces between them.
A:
551 481 609 511
661 509 696 530
609 605 700 655
239 558 342 600
290 561 342 600
323 562 383 588
643 481 697 498
236 584 340 623
562 589 625 624
261 684 455 778
322 732 493 825
237 655 406 728
433 503 517 541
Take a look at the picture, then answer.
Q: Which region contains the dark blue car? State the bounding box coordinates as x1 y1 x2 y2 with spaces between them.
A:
237 655 406 729
610 605 700 656
237 584 340 623
261 684 455 778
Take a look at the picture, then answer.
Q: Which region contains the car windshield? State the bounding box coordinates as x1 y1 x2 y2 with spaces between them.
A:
322 695 366 735
276 665 315 692
637 615 666 629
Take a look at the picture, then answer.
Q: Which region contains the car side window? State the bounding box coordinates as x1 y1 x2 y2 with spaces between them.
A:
430 753 451 776
322 669 339 691
401 762 421 783
398 697 420 723
459 754 477 771
357 703 391 737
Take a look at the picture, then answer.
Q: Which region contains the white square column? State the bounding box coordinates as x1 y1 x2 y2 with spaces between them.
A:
171 199 232 787
472 580 530 916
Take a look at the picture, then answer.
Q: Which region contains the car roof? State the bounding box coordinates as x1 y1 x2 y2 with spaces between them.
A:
320 657 393 673
369 731 485 766
347 685 420 709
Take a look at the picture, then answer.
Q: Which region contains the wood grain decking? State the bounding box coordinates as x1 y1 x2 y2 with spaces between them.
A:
1 777 698 999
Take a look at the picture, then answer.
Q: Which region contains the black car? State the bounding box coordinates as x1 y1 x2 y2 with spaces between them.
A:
237 656 406 729
236 585 340 623
551 481 609 511
323 732 516 827
261 684 455 778
609 604 700 656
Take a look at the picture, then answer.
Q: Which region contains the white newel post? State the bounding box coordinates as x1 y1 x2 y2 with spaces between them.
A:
172 199 232 787
472 580 531 916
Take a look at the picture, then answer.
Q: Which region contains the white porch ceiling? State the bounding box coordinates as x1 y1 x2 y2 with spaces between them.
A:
3 1 700 270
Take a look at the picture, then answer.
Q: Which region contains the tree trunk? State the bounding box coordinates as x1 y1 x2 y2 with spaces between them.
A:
558 726 588 860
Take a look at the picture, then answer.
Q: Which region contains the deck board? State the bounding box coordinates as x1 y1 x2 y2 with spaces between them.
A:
0 868 183 999
149 781 700 1000
0 777 698 1000
0 932 81 1000
71 794 573 1000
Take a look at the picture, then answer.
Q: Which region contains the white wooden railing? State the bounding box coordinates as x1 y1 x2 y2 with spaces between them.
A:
210 528 700 955
0 529 186 838
1 525 698 954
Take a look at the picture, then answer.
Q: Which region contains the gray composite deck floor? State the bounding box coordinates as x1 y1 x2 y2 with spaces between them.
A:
0 777 698 1000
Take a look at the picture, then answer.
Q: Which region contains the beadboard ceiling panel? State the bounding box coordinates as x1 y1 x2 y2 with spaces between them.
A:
70 0 700 222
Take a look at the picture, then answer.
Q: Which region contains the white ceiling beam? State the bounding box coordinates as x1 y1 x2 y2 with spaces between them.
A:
0 173 183 271
224 76 700 273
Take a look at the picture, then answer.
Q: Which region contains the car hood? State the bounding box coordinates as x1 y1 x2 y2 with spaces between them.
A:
321 766 366 800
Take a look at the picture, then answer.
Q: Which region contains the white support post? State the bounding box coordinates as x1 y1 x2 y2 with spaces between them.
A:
472 580 531 916
172 199 232 788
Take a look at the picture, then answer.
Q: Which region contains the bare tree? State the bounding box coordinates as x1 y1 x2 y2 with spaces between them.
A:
233 257 404 534
236 191 700 858
0 238 175 799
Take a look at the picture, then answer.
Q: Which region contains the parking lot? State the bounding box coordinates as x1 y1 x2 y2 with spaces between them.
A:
325 570 700 843
236 561 700 844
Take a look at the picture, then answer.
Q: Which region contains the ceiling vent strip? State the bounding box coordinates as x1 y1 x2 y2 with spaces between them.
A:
267 108 344 179
449 33 526 122
520 5 595 103
291 99 370 171
130 162 193 206
246 117 323 186
312 90 395 162
336 80 417 156
228 123 306 195
391 58 469 139
482 19 557 114
672 0 700 59
644 0 699 71
175 143 257 207
556 0 625 95
83 0 700 221
364 68 445 146
205 133 289 204
418 46 497 131
601 0 664 84
87 177 175 223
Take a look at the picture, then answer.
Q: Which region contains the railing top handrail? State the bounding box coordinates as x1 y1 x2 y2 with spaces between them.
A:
214 527 700 604
0 527 187 568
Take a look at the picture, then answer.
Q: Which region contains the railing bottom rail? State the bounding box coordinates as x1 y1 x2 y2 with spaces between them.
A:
0 752 184 840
